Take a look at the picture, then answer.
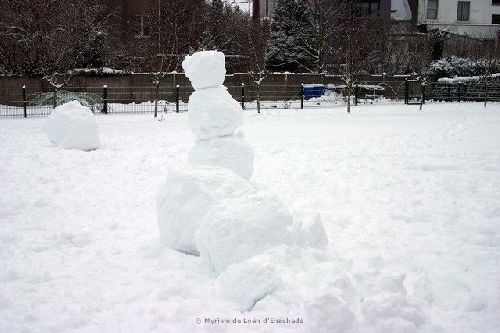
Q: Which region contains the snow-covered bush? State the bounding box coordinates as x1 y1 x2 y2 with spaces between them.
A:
44 100 100 151
427 56 500 79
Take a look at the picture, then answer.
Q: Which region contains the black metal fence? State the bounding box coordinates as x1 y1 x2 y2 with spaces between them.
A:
1 80 499 118
404 79 500 106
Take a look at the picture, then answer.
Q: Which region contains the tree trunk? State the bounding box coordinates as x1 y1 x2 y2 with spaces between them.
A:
257 82 261 114
346 85 351 114
154 82 159 118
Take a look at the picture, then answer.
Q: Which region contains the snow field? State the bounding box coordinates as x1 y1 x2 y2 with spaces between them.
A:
0 102 499 332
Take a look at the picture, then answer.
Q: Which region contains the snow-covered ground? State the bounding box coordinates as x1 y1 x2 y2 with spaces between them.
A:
1 102 499 333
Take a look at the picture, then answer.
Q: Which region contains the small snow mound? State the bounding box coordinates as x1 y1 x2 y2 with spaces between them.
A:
216 257 281 311
44 100 100 151
189 135 254 179
188 87 243 140
195 191 294 273
157 166 254 255
182 50 226 90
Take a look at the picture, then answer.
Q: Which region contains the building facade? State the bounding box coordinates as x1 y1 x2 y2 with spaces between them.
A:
417 0 500 39
253 0 393 20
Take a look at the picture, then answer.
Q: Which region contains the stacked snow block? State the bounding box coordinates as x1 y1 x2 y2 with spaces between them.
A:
157 51 329 311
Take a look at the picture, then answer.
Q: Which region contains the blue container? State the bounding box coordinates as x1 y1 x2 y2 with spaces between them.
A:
303 84 325 100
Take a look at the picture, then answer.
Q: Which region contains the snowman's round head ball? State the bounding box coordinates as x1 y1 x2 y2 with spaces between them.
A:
182 51 226 90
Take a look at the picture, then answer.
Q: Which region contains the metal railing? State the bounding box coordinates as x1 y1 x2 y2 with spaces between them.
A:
1 80 498 118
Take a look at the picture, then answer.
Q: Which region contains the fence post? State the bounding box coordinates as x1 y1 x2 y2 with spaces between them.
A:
421 82 426 105
354 84 359 106
52 87 58 108
102 85 108 114
448 84 452 102
154 83 159 118
300 83 304 109
257 82 261 113
22 85 27 118
404 80 409 104
484 80 488 107
241 83 245 110
175 85 180 113
457 83 461 103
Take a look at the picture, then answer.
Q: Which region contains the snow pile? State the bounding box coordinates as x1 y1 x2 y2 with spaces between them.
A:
158 51 329 311
196 191 295 273
215 255 281 312
44 100 100 151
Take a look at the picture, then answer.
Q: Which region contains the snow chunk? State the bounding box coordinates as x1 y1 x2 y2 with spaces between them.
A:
302 295 357 333
361 294 426 328
195 191 294 273
188 87 243 140
182 51 226 90
44 101 100 151
157 166 254 255
189 135 254 179
292 214 329 250
216 256 281 311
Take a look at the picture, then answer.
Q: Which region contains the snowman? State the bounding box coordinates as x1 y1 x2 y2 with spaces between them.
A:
157 50 258 255
157 51 328 276
183 50 254 180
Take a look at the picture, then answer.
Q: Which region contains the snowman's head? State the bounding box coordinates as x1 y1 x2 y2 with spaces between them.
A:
182 51 226 90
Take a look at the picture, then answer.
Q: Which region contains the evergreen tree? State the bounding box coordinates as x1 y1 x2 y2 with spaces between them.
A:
266 0 318 73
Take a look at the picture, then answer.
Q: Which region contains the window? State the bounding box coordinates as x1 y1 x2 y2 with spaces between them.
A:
457 1 470 21
493 0 500 6
358 0 380 17
134 15 150 38
427 0 438 20
493 14 500 24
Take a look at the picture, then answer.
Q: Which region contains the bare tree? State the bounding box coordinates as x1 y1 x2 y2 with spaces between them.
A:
326 1 398 112
0 0 117 89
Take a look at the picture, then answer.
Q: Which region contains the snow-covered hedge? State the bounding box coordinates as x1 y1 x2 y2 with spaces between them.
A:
438 73 500 84
428 56 499 79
